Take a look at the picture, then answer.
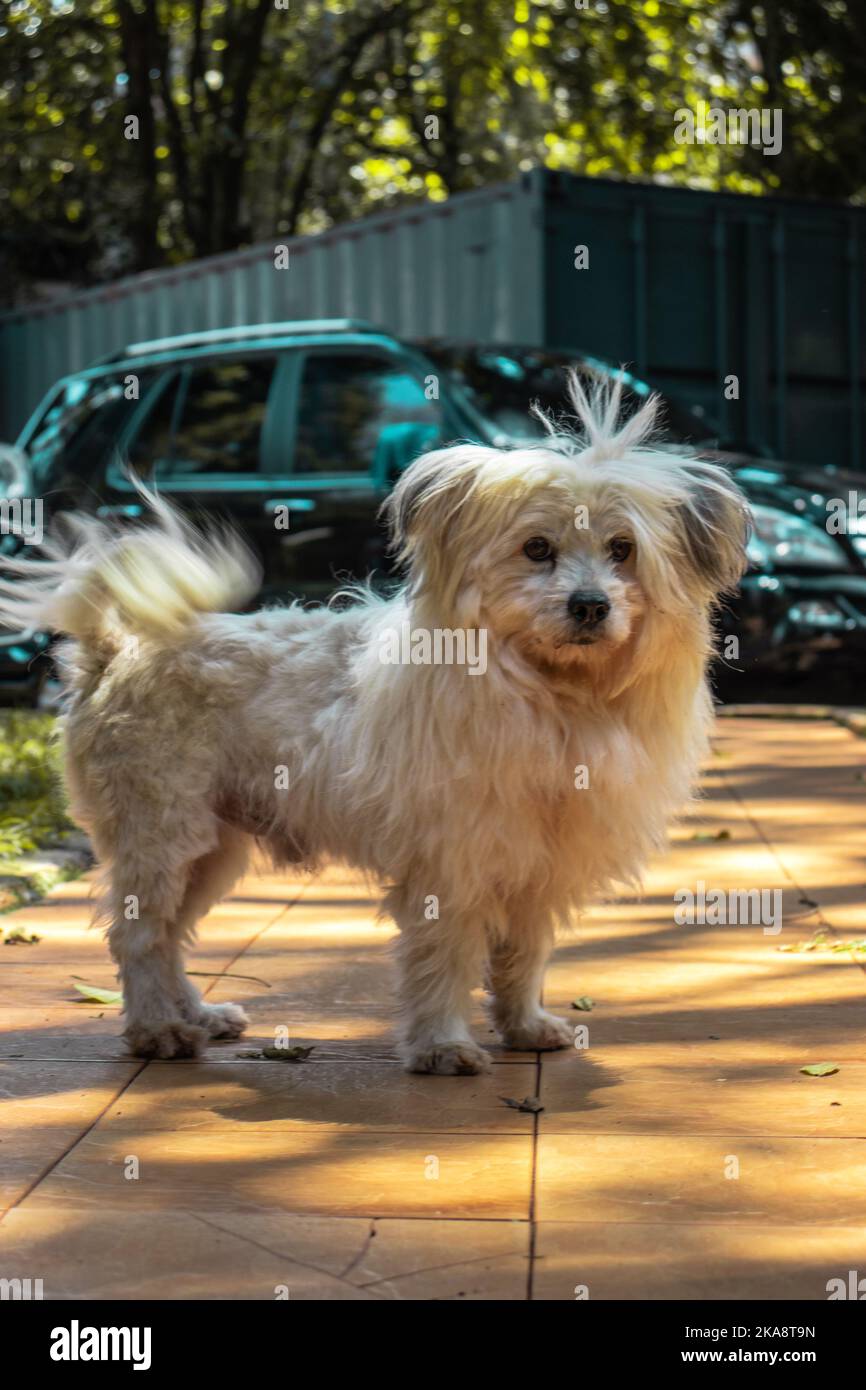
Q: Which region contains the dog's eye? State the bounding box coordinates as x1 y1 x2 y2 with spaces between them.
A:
523 537 555 563
608 537 633 563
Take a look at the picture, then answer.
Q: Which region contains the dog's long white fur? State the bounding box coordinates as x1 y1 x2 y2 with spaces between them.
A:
0 375 749 1073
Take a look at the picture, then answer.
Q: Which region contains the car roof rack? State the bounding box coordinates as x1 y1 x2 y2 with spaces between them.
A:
119 319 379 359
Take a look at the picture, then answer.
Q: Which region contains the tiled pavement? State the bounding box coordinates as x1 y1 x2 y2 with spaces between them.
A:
0 716 865 1300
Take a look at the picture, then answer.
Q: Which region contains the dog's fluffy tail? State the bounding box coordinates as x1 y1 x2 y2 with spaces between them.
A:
0 476 261 648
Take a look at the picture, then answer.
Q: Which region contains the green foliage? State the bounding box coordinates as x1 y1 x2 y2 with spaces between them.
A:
0 711 74 860
1 1 863 296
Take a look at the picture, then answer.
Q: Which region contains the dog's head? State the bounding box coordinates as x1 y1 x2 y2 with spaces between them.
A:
384 372 750 680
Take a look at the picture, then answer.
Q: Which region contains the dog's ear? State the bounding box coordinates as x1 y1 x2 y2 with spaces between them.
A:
381 444 493 601
383 446 485 552
676 461 752 597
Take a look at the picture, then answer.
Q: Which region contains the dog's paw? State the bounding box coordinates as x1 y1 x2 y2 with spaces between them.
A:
405 1040 492 1076
124 1019 208 1059
197 1002 250 1040
501 1011 574 1052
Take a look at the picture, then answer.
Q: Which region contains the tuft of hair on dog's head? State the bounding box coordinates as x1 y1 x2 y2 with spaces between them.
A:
530 366 662 461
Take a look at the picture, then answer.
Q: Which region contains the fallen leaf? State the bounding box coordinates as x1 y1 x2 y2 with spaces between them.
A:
500 1095 544 1113
780 934 866 956
778 930 827 953
571 996 594 1012
236 1046 314 1062
800 1063 839 1077
3 930 40 945
690 829 731 842
265 1045 313 1061
71 981 123 1005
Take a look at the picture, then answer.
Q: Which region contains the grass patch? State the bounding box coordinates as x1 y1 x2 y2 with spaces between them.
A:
0 711 88 914
0 710 73 858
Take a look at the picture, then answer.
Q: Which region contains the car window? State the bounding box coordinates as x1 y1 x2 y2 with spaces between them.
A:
126 373 180 478
25 371 160 487
294 353 441 476
130 356 277 477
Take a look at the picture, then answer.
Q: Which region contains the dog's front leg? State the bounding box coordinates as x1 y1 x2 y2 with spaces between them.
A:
392 895 491 1075
488 918 573 1052
108 915 208 1058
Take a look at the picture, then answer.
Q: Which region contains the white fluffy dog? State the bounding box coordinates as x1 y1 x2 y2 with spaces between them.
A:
0 375 749 1074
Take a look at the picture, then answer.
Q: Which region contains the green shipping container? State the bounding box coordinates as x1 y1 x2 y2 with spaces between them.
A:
1 168 864 468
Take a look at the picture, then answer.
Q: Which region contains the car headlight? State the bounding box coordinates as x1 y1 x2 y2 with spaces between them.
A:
746 505 848 571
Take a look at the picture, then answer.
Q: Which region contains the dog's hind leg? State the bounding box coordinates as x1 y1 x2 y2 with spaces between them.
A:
105 821 251 1059
173 824 252 1043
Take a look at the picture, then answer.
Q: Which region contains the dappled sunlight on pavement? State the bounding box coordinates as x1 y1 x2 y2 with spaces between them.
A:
0 716 864 1299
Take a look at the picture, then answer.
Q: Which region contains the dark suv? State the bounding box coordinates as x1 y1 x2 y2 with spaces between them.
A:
3 321 866 702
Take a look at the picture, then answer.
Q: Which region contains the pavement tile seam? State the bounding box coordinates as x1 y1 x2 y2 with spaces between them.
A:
0 882 319 1221
0 1059 147 1222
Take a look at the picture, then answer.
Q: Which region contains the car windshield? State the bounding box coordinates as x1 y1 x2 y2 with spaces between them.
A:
22 375 125 483
419 343 719 448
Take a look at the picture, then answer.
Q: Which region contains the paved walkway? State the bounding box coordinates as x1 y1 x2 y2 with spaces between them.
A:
1 716 864 1300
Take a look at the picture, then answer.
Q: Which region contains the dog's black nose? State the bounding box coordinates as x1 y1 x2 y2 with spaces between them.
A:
567 590 611 628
